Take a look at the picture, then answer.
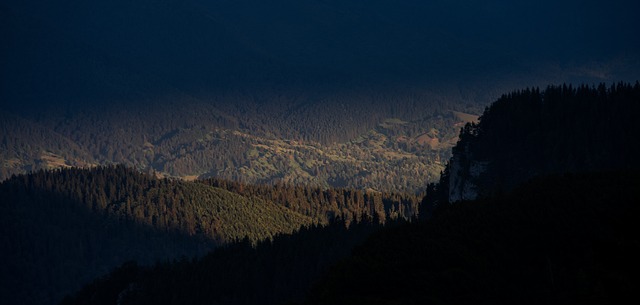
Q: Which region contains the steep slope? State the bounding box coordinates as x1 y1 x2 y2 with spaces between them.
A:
306 172 640 304
46 82 640 305
430 82 640 204
0 166 312 305
0 179 213 305
60 219 389 305
0 165 419 305
1 166 313 243
200 177 421 224
303 82 640 304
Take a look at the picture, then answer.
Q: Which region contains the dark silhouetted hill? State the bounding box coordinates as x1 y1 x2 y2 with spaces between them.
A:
0 165 418 305
60 218 389 305
425 82 640 207
303 82 640 304
48 81 640 305
304 171 640 304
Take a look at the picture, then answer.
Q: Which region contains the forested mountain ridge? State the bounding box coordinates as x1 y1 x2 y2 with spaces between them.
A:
1 165 313 243
0 169 215 305
0 111 97 172
60 218 389 305
423 82 640 208
57 82 640 304
305 171 640 304
0 97 479 193
3 0 637 193
2 0 638 302
301 82 640 304
0 165 419 305
199 176 421 224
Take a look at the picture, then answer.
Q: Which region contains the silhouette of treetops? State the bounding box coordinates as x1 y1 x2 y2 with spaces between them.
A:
1 165 310 244
0 168 214 305
0 165 418 305
306 171 640 304
2 165 420 243
199 177 421 225
56 171 640 305
60 216 393 305
424 82 640 206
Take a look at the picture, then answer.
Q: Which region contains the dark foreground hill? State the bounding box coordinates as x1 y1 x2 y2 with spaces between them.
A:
0 166 305 305
424 82 640 207
59 82 640 305
304 83 640 304
6 82 639 305
304 171 640 304
56 172 640 305
61 219 388 305
0 174 214 305
0 165 418 305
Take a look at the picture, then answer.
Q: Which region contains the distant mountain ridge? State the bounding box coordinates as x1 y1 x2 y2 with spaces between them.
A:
3 0 638 192
0 100 477 193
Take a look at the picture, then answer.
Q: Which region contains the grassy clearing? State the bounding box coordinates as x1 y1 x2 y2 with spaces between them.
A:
452 111 479 123
40 151 71 169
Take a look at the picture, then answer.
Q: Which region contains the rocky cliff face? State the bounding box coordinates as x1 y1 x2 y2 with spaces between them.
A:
426 83 640 207
448 143 488 202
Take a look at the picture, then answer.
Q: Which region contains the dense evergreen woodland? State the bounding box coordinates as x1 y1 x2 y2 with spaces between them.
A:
424 82 640 208
0 165 418 305
305 82 640 304
199 177 420 224
61 219 389 305
57 82 640 305
3 82 638 305
0 90 478 193
305 171 640 304
56 174 640 305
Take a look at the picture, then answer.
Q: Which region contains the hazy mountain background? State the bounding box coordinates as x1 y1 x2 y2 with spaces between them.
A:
1 0 639 190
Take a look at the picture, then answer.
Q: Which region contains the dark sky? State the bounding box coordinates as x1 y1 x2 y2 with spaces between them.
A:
1 0 639 111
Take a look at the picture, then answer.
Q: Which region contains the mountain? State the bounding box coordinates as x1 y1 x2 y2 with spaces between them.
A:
0 168 214 305
423 82 640 207
305 171 640 304
0 165 418 305
43 81 640 305
2 0 640 302
302 83 640 304
60 219 388 305
0 111 96 178
1 166 314 243
0 97 478 193
2 0 638 193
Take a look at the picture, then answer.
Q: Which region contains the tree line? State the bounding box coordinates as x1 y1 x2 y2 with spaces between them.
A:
423 82 640 211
